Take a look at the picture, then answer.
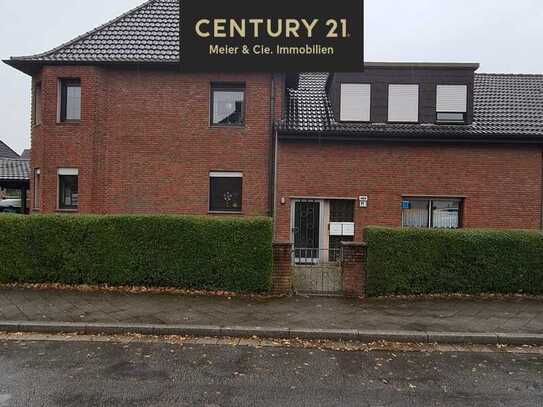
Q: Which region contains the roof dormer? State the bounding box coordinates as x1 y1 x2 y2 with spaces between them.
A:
328 62 479 125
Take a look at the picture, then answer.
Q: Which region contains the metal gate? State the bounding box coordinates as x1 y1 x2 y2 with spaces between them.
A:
292 248 343 295
291 200 343 295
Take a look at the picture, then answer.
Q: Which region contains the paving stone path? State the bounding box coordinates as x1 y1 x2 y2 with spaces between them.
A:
0 288 542 334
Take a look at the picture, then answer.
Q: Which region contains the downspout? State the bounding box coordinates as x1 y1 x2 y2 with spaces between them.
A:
541 148 543 230
273 127 279 234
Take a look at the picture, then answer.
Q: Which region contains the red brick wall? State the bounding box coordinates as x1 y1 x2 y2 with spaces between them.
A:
275 142 543 241
30 66 283 216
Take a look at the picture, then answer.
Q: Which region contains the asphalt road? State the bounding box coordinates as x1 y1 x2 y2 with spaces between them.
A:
0 338 542 406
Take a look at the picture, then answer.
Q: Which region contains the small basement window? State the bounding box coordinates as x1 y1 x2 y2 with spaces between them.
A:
209 172 243 212
58 168 79 210
436 85 468 123
401 198 462 229
211 83 245 126
59 79 81 122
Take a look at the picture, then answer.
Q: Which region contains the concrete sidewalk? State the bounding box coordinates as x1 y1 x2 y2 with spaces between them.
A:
0 288 542 344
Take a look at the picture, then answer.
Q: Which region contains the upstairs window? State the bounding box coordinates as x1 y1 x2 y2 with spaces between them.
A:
436 85 468 123
211 83 245 126
401 198 462 229
59 79 81 122
58 168 79 210
388 84 419 123
209 172 243 213
340 83 371 122
33 82 42 125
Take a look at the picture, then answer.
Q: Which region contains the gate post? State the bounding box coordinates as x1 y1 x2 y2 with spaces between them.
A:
272 241 293 295
341 242 367 298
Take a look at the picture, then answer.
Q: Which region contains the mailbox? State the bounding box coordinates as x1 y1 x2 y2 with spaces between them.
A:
330 222 355 237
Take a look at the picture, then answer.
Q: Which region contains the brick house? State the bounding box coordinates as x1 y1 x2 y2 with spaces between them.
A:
4 0 543 261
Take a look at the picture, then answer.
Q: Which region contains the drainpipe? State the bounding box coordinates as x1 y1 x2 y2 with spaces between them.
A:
273 127 279 234
268 74 276 219
541 148 543 230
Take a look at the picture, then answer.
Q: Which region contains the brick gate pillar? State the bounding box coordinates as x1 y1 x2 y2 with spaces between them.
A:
341 242 367 298
272 241 293 295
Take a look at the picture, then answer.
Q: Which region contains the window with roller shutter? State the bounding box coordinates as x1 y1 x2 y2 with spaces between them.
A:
388 84 419 123
340 83 371 122
436 84 468 123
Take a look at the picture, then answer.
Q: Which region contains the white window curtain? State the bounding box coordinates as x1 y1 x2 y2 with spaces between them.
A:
432 200 460 229
402 200 429 228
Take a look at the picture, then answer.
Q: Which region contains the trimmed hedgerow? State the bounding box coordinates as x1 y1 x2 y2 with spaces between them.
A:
0 215 273 293
364 226 543 297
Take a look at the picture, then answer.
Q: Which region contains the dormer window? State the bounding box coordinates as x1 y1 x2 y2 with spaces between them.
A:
388 84 419 123
436 85 468 124
340 83 371 122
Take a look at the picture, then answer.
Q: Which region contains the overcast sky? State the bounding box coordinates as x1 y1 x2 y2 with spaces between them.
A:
0 0 542 153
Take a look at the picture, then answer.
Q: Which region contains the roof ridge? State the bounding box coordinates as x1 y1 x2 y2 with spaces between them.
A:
476 72 543 78
9 0 161 61
0 141 20 158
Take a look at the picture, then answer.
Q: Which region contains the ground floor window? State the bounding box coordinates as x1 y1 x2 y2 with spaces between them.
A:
58 168 79 210
209 172 243 212
402 198 462 229
33 168 40 209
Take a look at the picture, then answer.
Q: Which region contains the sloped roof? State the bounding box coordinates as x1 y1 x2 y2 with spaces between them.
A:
279 72 543 139
6 0 179 70
0 159 30 181
20 149 31 160
4 0 543 140
0 141 20 159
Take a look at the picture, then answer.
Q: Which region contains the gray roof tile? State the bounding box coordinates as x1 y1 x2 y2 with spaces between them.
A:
0 141 20 159
10 0 179 64
0 159 30 181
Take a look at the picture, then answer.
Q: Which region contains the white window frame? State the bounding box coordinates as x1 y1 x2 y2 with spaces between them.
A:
401 197 462 229
209 171 243 213
388 84 419 123
340 83 371 122
436 84 468 123
57 168 79 210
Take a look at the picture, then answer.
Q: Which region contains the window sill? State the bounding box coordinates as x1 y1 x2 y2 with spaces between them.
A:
56 121 81 125
208 211 243 215
209 124 246 129
387 121 420 124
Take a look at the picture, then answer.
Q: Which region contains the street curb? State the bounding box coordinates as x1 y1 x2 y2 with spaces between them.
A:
1 321 542 345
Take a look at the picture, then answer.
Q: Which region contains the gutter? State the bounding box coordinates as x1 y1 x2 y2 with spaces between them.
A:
276 129 543 145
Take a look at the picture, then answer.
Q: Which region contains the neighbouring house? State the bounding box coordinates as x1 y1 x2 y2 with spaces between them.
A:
3 0 543 255
20 149 31 160
0 141 29 211
0 141 19 160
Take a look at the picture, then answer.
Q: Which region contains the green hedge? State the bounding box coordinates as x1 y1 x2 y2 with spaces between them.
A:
364 226 543 297
0 215 273 293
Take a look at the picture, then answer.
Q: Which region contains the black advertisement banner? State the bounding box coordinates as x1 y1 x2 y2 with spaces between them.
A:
179 0 364 72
